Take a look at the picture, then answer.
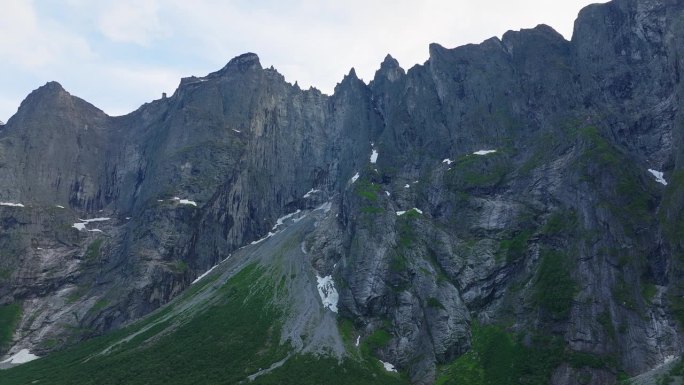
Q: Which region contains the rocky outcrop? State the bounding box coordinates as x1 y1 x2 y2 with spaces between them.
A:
1 0 684 384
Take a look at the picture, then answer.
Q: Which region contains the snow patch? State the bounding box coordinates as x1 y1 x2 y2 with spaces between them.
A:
350 172 360 184
55 205 65 209
192 262 222 284
442 158 453 165
396 208 422 216
316 275 339 313
315 201 332 213
473 149 497 156
79 217 110 223
251 232 276 245
172 197 197 206
232 129 241 133
380 360 397 372
87 229 103 233
72 223 87 231
404 184 409 188
72 217 110 232
385 191 390 197
370 149 379 164
1 349 39 365
303 189 320 198
272 210 301 230
355 336 360 347
648 169 668 185
0 202 24 207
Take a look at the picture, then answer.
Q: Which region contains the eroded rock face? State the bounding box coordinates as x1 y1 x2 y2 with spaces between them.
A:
1 0 684 383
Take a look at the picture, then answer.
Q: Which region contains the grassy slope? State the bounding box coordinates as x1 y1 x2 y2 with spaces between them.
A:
1 264 403 385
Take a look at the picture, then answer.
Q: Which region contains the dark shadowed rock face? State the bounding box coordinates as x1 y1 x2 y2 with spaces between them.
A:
1 0 684 383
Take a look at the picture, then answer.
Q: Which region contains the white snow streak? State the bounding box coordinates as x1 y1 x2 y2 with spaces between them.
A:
172 197 197 206
396 208 422 216
232 129 241 133
316 275 339 313
404 184 409 188
73 217 110 232
272 210 301 230
192 263 220 284
350 172 360 184
78 217 110 223
442 158 453 165
473 149 497 156
385 191 390 197
648 169 668 185
303 189 320 198
1 349 39 365
0 202 24 207
251 231 277 245
55 205 65 209
370 149 379 164
315 201 333 213
355 336 360 347
380 360 397 372
72 223 87 231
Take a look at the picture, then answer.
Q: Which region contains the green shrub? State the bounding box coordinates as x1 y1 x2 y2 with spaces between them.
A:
533 250 577 320
0 303 21 351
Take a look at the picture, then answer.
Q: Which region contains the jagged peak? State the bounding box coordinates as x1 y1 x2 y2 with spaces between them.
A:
35 81 67 95
372 54 405 85
380 54 400 70
210 52 262 77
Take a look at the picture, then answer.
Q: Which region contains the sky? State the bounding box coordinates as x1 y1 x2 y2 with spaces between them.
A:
0 0 607 122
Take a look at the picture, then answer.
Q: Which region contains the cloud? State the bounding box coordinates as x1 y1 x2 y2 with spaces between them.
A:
98 0 169 46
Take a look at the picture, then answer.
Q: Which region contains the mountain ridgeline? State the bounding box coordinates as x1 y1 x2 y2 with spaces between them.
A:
2 0 684 384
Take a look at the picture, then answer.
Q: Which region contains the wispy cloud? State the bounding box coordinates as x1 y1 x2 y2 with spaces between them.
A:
0 0 605 121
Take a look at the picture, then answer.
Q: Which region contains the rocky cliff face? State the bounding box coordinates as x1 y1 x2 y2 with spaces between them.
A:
1 0 684 384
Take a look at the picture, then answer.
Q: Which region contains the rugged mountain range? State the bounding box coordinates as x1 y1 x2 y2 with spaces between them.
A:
2 0 684 383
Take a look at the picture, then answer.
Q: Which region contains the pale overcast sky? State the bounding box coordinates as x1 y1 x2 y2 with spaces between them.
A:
0 0 607 122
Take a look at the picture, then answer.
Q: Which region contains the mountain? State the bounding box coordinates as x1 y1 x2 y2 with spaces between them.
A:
1 0 684 384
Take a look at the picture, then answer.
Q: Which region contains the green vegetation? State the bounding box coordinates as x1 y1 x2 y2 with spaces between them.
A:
597 310 615 340
497 230 532 262
355 180 382 202
641 283 658 304
169 259 189 274
542 210 579 237
84 239 103 260
2 264 402 385
655 356 684 385
436 324 620 385
91 299 109 312
390 253 409 272
435 324 565 385
533 249 577 320
396 214 417 248
446 152 510 191
668 290 684 327
427 297 446 310
568 351 618 369
0 303 22 351
578 126 655 233
253 354 406 385
612 276 638 311
363 328 392 355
